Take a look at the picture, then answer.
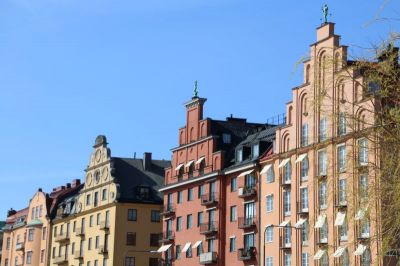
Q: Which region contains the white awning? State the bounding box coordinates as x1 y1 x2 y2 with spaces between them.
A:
278 158 290 168
355 209 366 220
314 249 326 260
175 163 184 171
354 244 367 256
181 242 191 253
185 160 195 168
335 211 346 226
157 244 172 253
279 220 290 227
196 157 205 165
295 153 308 163
295 218 307 228
260 164 272 175
315 214 326 228
238 169 254 177
333 246 347 258
192 241 202 249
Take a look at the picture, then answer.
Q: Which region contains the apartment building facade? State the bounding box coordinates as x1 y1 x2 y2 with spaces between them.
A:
49 135 169 266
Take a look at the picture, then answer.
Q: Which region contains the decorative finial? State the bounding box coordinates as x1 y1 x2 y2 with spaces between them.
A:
193 80 199 98
322 4 329 23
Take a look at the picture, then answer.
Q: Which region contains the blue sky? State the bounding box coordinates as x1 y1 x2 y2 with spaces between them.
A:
0 0 398 218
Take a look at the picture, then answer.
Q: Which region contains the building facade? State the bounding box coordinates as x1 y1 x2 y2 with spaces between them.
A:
49 135 169 266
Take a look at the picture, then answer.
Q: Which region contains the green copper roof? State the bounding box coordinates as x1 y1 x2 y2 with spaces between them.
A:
26 219 43 227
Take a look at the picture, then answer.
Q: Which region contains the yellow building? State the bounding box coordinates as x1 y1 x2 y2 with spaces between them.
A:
50 135 169 266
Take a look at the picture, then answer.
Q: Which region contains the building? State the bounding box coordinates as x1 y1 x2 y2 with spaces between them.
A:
49 135 169 266
258 22 388 266
0 221 6 264
158 94 282 265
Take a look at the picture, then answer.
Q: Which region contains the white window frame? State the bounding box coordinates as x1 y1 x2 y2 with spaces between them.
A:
266 195 273 213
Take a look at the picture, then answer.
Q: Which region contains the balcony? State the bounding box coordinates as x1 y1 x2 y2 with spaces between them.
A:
199 252 217 264
296 202 309 215
279 236 291 250
53 255 68 264
75 227 85 237
238 247 256 261
200 222 218 235
201 193 218 206
15 242 24 251
97 245 108 255
238 186 257 198
238 216 256 229
54 232 70 242
99 221 110 231
161 204 175 217
159 231 175 243
73 251 83 260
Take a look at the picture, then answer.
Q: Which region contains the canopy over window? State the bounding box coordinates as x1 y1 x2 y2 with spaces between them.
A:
238 169 254 177
157 244 172 253
315 214 327 228
278 158 290 168
260 164 272 175
295 154 308 163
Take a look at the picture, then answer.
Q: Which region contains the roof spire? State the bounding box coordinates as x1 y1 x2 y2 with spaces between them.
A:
193 80 199 98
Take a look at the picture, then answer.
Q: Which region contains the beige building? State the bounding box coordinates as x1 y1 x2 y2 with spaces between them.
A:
49 135 169 266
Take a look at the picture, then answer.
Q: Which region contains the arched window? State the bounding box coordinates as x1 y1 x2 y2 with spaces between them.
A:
178 167 184 180
335 52 341 72
305 64 311 83
198 160 205 176
361 248 371 266
188 164 194 178
190 127 195 142
180 131 184 145
200 124 206 138
288 106 293 125
321 252 329 266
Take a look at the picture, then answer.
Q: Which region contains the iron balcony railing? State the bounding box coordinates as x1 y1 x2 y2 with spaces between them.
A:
159 231 175 243
238 185 257 198
238 247 256 261
201 193 218 206
199 222 218 234
161 204 175 216
238 216 257 229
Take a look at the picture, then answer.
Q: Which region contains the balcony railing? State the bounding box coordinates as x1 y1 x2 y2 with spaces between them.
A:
238 186 257 198
238 247 256 261
159 231 175 243
54 232 70 242
99 221 110 231
199 222 218 235
279 236 291 249
15 242 24 251
296 202 309 215
161 204 175 216
199 252 218 264
73 251 83 260
238 216 256 229
75 227 85 237
53 255 68 264
201 193 218 206
97 245 108 255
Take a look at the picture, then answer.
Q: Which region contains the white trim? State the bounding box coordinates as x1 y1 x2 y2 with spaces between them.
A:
238 169 254 177
163 217 172 221
299 185 308 189
192 241 202 249
314 249 326 260
315 214 327 228
175 163 184 171
295 153 308 163
159 172 219 192
243 200 255 204
294 218 307 228
355 209 366 220
279 220 290 227
278 158 290 168
260 164 272 175
354 244 367 256
181 242 191 253
242 231 255 235
171 136 213 151
224 163 256 175
157 244 172 253
196 157 205 165
333 246 347 258
229 235 236 238
185 160 195 168
205 207 217 211
334 211 346 226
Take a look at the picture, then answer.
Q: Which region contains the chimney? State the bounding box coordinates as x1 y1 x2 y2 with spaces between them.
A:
66 183 71 189
143 152 152 171
38 188 43 192
7 208 16 217
72 179 81 187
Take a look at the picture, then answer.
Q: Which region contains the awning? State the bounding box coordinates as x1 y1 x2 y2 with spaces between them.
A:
196 157 205 165
238 169 254 177
192 241 202 249
185 160 195 168
295 218 307 228
157 244 172 253
260 164 272 175
181 242 191 253
175 163 184 171
355 209 366 220
333 246 347 258
314 249 326 260
335 212 346 226
295 153 308 163
279 220 290 227
354 244 367 256
278 158 290 168
315 214 326 228
265 224 273 228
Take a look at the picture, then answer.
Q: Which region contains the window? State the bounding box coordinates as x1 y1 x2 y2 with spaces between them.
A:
359 174 368 202
176 216 182 231
149 258 158 266
95 236 100 248
358 138 368 166
128 209 137 221
186 247 192 258
26 251 32 264
188 164 194 178
198 160 205 176
28 228 34 241
197 212 203 227
236 148 243 162
321 253 329 266
340 217 348 241
319 117 327 141
339 179 347 205
338 112 347 136
283 190 291 216
6 237 10 250
300 187 308 211
40 249 45 263
4 259 8 266
284 227 291 247
150 234 159 247
71 242 75 254
90 215 94 227
151 210 160 222
244 233 255 248
175 245 181 259
52 247 56 258
265 226 273 242
319 180 327 209
361 219 370 238
94 192 99 207
187 214 192 229
88 237 92 250
177 191 183 204
338 144 347 171
301 123 308 146
94 260 98 266
318 150 327 176
223 133 231 144
87 262 91 266
198 185 205 198
361 248 372 266
15 257 18 266
302 253 309 266
300 157 308 181
102 189 107 201
126 232 136 246
252 143 259 158
231 177 237 192
103 259 108 266
41 227 46 240
266 257 273 266
266 167 274 183
301 220 309 245
230 206 237 222
284 253 291 266
320 222 328 243
125 257 135 266
187 188 193 201
283 161 291 183
229 237 236 252
266 195 273 212
86 194 91 206
97 213 101 225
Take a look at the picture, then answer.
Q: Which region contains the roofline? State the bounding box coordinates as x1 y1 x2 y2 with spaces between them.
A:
159 172 219 192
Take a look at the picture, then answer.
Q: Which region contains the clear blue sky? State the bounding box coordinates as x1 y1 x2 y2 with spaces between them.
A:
0 0 398 218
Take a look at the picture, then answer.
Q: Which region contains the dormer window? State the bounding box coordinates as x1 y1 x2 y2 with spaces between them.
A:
137 186 151 200
236 148 243 162
222 133 231 144
252 143 259 158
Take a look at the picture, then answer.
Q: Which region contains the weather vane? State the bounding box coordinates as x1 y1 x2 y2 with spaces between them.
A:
193 80 199 98
322 4 330 24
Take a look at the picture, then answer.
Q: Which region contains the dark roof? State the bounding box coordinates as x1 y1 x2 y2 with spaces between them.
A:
111 157 170 204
